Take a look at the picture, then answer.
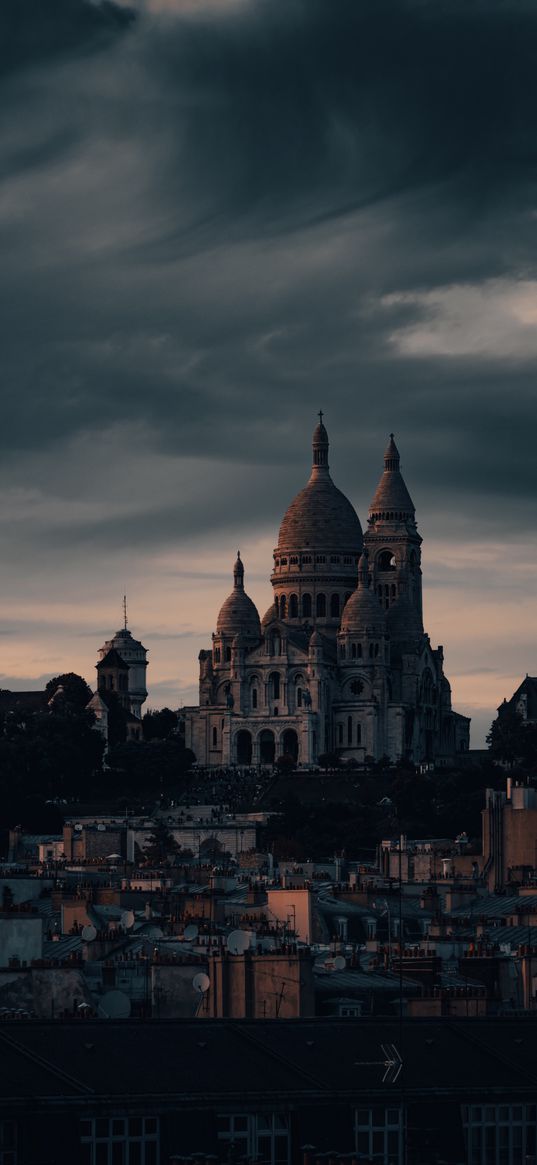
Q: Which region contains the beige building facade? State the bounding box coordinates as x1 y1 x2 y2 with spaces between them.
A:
185 419 470 768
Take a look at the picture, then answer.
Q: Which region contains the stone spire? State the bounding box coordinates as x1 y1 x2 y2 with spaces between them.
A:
311 410 329 473
233 550 244 589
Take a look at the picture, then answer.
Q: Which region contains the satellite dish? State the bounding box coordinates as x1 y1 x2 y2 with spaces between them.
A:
98 990 131 1019
144 926 163 939
74 824 83 832
97 824 106 832
227 930 250 955
184 924 198 941
261 936 276 952
82 925 97 943
193 972 211 993
121 910 135 930
333 955 346 971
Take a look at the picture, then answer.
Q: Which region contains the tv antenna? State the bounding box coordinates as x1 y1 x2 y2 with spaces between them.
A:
354 1044 402 1085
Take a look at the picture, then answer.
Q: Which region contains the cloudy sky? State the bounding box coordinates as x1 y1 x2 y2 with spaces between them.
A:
1 0 537 746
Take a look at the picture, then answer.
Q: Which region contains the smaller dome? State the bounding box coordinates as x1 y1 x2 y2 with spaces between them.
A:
261 602 277 627
216 553 261 640
341 550 386 635
309 628 323 648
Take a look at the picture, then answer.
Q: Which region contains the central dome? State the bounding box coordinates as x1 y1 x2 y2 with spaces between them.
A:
277 418 362 553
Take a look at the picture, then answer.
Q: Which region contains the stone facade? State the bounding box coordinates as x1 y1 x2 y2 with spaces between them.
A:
185 420 470 768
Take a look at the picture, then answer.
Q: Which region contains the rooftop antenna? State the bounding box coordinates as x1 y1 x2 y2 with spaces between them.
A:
123 594 128 630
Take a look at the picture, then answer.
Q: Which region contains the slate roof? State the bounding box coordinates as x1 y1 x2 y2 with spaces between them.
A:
2 1018 537 1103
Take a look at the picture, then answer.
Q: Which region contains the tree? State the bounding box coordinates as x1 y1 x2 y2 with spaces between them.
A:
276 753 295 774
45 673 93 713
143 708 178 741
143 821 180 864
318 752 340 772
487 707 537 769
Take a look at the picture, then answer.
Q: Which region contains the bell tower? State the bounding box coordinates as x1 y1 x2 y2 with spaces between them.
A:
364 435 423 639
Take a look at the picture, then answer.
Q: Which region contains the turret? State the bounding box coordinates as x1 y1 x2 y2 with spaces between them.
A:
365 435 423 637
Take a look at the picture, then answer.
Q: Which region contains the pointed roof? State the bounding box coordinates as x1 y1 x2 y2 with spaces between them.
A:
369 433 415 520
96 648 129 671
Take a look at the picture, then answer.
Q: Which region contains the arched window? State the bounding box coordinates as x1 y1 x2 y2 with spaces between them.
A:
330 593 340 618
302 593 312 618
357 643 362 658
347 716 352 745
351 643 357 659
212 726 217 746
225 646 231 662
289 594 299 618
270 672 280 700
344 592 351 605
378 550 396 571
274 596 279 617
251 687 258 709
270 634 281 656
214 646 221 663
369 642 374 658
356 723 362 745
391 584 396 597
340 644 346 659
279 595 287 618
338 723 343 745
316 593 326 617
296 686 302 708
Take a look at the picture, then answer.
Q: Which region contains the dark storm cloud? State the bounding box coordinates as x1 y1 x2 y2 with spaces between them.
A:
0 0 134 79
1 0 537 558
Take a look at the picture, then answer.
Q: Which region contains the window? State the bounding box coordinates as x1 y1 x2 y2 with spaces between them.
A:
340 644 346 659
214 647 221 663
280 557 288 566
355 1107 402 1164
344 555 353 564
217 1113 290 1165
351 643 357 659
279 596 287 618
462 1102 537 1165
270 672 280 700
212 727 217 747
252 687 258 709
316 555 326 564
289 594 298 618
302 555 312 565
340 1003 361 1017
347 716 352 745
378 550 396 571
330 555 340 564
0 1121 17 1165
356 723 362 744
316 593 326 617
330 593 340 617
80 1118 158 1165
302 593 312 618
338 724 343 745
225 646 232 662
289 556 299 565
296 687 302 708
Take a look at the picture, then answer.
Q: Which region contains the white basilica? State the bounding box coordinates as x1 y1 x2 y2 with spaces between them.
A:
184 418 470 768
